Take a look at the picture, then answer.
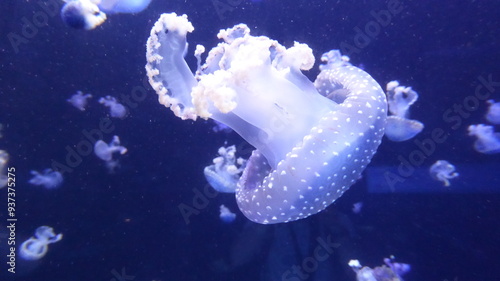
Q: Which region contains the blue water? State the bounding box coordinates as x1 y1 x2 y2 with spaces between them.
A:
1 0 499 280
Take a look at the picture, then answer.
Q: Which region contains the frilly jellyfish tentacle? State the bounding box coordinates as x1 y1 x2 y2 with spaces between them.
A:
145 13 387 224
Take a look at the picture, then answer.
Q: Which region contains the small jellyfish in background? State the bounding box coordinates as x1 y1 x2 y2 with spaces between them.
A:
349 257 410 281
20 226 63 261
29 169 63 189
429 160 459 186
94 135 127 171
204 145 247 193
67 90 92 111
468 124 500 154
352 202 363 214
99 96 127 118
0 150 9 189
486 100 500 124
385 81 424 142
219 205 236 223
61 0 152 30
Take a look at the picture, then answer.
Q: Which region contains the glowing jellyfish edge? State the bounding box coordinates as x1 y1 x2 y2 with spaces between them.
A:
145 13 387 224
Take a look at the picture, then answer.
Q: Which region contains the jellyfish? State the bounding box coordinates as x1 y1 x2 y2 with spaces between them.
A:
94 135 127 163
0 150 9 189
468 124 500 154
19 226 63 261
384 81 424 142
61 0 152 30
486 100 500 124
99 96 127 118
67 91 92 111
429 160 459 186
29 169 63 189
349 257 410 281
219 205 236 223
145 13 387 224
204 145 246 193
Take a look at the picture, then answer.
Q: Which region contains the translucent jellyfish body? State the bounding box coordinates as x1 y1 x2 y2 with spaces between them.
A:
29 169 63 189
468 124 500 154
99 96 127 118
146 13 386 224
219 205 236 223
61 0 151 30
385 81 424 142
204 145 246 193
67 91 92 111
20 226 63 261
94 135 127 162
429 160 459 186
349 257 410 281
486 100 500 124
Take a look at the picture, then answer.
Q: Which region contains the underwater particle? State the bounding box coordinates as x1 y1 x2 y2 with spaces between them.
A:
145 13 386 224
429 160 459 186
29 169 63 189
204 145 247 193
99 96 127 118
468 124 500 154
486 99 500 124
67 90 92 111
19 226 63 261
219 204 236 223
352 202 363 214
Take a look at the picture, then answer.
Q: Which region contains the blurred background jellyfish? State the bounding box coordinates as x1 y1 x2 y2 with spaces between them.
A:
61 0 151 30
468 124 500 154
429 160 459 186
219 205 236 223
486 100 500 124
67 91 92 111
348 257 410 281
20 226 63 261
29 169 63 189
145 13 387 224
94 135 127 171
0 150 9 188
99 96 127 118
385 81 424 142
204 145 246 193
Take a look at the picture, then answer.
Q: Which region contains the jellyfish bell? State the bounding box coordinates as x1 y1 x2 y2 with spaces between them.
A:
61 0 151 30
146 13 387 224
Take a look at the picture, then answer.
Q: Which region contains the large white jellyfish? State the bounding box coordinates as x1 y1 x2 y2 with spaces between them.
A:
29 169 63 189
94 135 127 162
99 96 127 118
61 0 151 30
486 100 500 124
19 226 63 261
204 145 246 193
468 124 500 154
429 160 459 186
384 81 424 142
145 13 387 224
67 91 92 111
